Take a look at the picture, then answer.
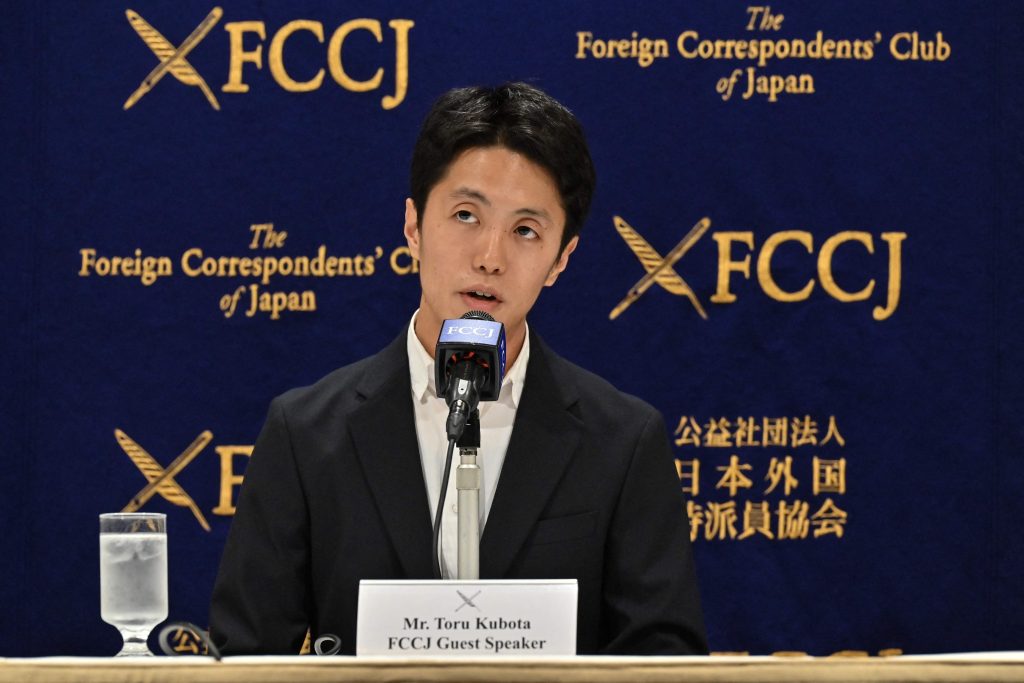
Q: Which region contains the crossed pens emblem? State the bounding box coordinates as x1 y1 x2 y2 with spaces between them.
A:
123 7 223 111
609 215 712 320
115 429 213 531
454 590 481 612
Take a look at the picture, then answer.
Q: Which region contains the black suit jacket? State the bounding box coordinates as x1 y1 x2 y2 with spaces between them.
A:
210 329 706 655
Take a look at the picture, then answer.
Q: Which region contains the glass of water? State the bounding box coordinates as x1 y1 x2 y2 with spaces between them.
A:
99 512 168 656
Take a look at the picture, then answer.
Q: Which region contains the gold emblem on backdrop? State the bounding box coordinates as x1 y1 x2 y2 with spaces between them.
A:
609 214 906 320
115 429 213 531
610 215 711 320
121 8 414 110
124 7 223 110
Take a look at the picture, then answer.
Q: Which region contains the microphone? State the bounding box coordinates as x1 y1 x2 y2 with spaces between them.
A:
435 311 506 441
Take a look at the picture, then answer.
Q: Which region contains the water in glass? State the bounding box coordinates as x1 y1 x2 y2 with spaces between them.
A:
99 513 168 656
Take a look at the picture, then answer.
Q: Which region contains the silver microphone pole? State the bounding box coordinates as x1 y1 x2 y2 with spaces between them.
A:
455 410 481 580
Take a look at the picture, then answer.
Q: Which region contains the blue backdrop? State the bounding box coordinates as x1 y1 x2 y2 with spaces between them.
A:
2 0 1022 657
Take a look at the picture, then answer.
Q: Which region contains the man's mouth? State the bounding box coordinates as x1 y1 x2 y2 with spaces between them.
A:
464 290 498 302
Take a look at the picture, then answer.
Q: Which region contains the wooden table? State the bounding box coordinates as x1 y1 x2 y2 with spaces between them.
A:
2 653 1022 683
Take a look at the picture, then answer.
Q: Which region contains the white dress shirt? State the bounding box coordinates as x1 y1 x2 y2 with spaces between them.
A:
407 310 529 579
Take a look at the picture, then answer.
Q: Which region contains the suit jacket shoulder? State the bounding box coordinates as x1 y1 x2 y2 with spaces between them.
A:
271 331 408 431
538 337 663 425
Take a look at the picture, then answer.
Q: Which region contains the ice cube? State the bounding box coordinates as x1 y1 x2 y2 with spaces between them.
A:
102 537 135 564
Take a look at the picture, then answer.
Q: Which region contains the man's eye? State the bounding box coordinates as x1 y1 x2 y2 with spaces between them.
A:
455 210 476 223
514 225 538 239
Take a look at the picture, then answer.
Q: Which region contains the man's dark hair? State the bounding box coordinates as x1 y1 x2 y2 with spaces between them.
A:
410 82 596 253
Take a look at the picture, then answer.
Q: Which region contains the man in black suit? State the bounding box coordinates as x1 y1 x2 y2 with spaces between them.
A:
210 83 706 655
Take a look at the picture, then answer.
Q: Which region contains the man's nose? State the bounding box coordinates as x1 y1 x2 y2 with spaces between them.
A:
473 226 506 274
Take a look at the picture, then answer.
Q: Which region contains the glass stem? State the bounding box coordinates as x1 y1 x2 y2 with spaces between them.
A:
118 628 154 657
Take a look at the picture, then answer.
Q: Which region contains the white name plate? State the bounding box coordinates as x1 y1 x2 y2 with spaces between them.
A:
356 579 578 656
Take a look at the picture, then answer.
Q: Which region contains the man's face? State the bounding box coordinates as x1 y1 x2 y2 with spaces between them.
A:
404 145 577 358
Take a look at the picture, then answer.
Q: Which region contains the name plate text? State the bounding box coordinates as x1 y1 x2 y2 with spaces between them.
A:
356 579 577 656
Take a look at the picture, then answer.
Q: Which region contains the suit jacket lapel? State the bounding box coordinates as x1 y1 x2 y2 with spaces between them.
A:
348 331 435 578
480 332 582 578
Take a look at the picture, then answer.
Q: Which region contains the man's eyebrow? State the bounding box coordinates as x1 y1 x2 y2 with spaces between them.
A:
514 207 551 220
451 187 552 221
451 187 490 205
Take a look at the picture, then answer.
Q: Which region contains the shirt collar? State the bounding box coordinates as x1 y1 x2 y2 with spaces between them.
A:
407 310 529 408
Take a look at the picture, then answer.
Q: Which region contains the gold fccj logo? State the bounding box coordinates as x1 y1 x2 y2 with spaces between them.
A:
609 216 906 321
114 429 213 531
122 7 414 111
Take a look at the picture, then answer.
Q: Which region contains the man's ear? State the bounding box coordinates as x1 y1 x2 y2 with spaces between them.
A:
403 198 421 259
545 235 579 287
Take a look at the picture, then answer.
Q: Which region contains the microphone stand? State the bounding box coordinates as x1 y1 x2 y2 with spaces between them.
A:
455 409 481 580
